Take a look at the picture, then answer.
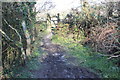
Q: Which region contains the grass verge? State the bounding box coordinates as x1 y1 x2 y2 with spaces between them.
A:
52 34 120 78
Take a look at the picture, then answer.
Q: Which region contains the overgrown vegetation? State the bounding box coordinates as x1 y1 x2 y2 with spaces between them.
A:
1 2 38 78
51 1 120 78
1 0 120 79
52 34 120 78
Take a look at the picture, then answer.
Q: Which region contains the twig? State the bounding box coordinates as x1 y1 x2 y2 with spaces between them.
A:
2 19 26 56
3 19 22 42
0 29 13 41
108 54 120 59
98 53 120 59
113 51 120 55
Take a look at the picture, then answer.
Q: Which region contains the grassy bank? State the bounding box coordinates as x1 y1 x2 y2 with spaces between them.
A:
52 34 120 78
5 47 44 78
5 23 47 78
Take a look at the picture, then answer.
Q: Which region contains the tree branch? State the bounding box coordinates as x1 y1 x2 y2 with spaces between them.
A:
0 29 13 42
3 19 22 42
1 29 26 59
108 54 120 59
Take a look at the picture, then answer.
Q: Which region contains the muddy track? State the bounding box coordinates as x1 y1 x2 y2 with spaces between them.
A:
31 33 99 78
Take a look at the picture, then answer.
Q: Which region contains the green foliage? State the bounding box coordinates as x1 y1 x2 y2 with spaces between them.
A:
52 34 120 78
31 48 43 58
7 57 40 78
2 2 37 77
6 47 44 78
39 22 47 31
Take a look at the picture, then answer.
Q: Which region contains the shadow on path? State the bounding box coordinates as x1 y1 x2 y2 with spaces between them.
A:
31 33 99 78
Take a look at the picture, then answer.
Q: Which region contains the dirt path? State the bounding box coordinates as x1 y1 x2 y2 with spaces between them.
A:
31 33 99 78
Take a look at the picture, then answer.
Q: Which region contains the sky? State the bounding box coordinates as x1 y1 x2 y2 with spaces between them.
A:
35 0 78 12
52 0 80 11
35 0 106 14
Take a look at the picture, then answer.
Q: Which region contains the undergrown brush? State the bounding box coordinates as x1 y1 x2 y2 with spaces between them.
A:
52 34 120 78
86 26 120 54
4 47 44 78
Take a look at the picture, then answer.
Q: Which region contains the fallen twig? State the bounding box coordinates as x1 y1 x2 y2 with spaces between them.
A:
108 54 120 59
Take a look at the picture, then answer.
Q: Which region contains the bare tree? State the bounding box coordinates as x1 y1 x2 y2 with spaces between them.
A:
36 0 56 13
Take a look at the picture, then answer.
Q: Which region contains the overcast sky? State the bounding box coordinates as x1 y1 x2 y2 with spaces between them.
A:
35 0 105 13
